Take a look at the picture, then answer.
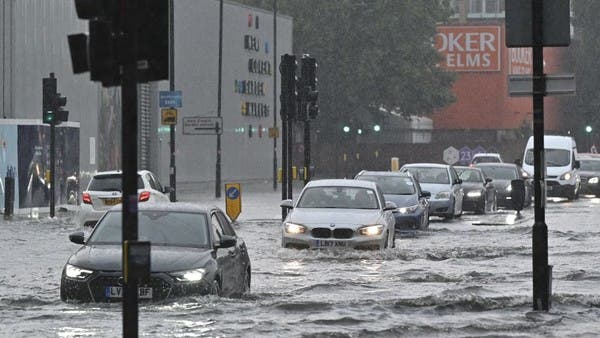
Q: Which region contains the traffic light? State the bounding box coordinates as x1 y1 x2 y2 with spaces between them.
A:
300 55 319 120
68 0 168 86
42 73 68 125
279 54 298 121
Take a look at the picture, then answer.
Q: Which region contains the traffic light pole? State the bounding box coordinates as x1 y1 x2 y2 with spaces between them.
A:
531 0 550 311
169 0 177 202
49 122 55 218
121 1 140 336
216 0 223 199
281 110 288 219
303 120 310 185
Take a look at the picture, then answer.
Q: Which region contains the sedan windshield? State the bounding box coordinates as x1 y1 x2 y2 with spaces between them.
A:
297 186 379 209
356 176 416 195
479 166 517 180
88 211 210 247
579 160 600 171
457 169 483 183
403 167 449 184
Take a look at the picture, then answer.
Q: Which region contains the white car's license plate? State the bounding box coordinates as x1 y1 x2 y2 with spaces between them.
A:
316 240 347 248
105 286 152 299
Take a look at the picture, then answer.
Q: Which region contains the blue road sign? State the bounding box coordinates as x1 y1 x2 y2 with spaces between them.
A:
159 91 182 108
226 186 240 200
459 146 473 164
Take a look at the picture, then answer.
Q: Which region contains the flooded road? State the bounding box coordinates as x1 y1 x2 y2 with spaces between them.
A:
1 198 599 337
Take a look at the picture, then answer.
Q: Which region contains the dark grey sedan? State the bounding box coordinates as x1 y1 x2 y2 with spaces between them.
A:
61 203 251 302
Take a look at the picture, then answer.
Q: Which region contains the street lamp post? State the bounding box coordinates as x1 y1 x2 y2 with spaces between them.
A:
586 125 592 152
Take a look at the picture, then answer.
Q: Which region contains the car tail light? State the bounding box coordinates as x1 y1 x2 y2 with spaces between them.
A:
139 191 151 202
82 192 92 204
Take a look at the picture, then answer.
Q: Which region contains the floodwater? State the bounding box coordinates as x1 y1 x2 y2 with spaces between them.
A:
1 197 599 337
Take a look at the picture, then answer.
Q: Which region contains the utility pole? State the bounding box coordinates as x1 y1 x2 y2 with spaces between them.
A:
216 0 223 199
272 0 278 191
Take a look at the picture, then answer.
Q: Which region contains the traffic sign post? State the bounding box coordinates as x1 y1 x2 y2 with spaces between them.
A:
506 0 572 312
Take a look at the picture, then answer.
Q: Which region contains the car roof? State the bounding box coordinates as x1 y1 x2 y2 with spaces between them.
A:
108 202 216 213
474 163 517 168
355 170 413 178
401 163 450 169
472 153 501 157
93 170 153 177
305 179 378 189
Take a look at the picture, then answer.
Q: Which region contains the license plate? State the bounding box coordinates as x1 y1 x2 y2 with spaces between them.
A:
547 186 553 191
316 240 347 248
103 197 122 206
105 286 152 299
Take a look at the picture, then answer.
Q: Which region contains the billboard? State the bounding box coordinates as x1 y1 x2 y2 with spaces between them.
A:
435 26 502 72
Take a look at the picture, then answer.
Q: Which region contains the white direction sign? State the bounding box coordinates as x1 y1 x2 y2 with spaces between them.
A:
183 116 223 135
443 146 459 165
508 74 575 96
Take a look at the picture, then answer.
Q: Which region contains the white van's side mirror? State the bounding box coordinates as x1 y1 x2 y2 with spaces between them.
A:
574 160 580 169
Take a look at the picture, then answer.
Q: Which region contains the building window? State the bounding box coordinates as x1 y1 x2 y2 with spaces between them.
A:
470 0 483 13
485 0 498 14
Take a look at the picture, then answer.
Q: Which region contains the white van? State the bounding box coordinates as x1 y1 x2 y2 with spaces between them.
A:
522 135 581 199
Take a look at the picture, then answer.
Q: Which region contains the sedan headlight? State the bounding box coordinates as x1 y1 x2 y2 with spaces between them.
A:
284 222 307 234
435 191 451 199
589 177 599 184
560 172 572 181
65 264 93 279
359 224 384 236
398 205 419 214
170 268 207 282
466 191 482 198
506 184 512 192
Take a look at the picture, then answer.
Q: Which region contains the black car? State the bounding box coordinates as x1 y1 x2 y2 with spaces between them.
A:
455 166 497 214
475 163 532 209
577 153 600 197
355 170 430 231
61 203 251 302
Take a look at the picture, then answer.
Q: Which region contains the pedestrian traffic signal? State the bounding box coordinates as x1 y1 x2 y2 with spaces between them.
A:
279 54 298 121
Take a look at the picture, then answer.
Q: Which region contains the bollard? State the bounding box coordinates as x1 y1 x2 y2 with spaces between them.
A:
4 166 15 220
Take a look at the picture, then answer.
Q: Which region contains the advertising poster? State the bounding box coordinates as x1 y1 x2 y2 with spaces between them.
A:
17 125 80 209
0 125 19 210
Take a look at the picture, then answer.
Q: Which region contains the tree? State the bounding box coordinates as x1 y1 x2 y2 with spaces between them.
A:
240 0 455 140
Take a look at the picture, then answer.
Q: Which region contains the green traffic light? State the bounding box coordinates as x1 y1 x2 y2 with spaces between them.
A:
357 129 363 135
343 126 350 133
586 125 592 133
43 111 55 124
373 125 381 132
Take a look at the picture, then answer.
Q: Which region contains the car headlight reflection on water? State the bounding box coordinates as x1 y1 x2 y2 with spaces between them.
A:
359 224 384 236
284 222 307 234
171 268 207 282
65 264 93 279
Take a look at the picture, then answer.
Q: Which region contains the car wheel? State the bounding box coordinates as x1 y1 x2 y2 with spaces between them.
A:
478 197 487 215
211 279 221 296
383 231 389 249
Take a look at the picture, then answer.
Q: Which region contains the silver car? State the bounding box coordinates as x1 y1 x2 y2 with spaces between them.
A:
77 170 171 227
400 163 464 219
280 179 397 250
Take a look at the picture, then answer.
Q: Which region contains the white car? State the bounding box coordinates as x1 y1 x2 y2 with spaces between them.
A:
470 153 503 165
280 179 397 250
77 170 170 227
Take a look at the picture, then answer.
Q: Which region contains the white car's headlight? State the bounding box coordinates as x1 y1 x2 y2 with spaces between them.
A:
398 205 419 214
65 264 93 279
435 191 451 199
359 224 384 236
171 268 206 282
589 177 599 184
560 172 572 181
506 184 512 192
284 222 307 234
466 191 482 198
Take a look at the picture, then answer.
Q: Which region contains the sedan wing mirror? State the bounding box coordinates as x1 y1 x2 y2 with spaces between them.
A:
384 201 398 211
216 235 237 249
420 191 431 198
69 231 85 245
574 160 581 169
454 178 463 185
485 177 493 183
280 199 294 209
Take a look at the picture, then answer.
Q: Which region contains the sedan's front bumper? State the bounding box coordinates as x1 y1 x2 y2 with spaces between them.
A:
61 271 212 302
282 227 386 250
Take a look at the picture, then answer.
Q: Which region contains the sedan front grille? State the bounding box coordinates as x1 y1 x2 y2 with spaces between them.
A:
333 228 354 239
312 228 331 238
88 274 172 301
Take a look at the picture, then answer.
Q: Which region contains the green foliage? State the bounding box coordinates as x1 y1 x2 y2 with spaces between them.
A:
239 0 455 137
